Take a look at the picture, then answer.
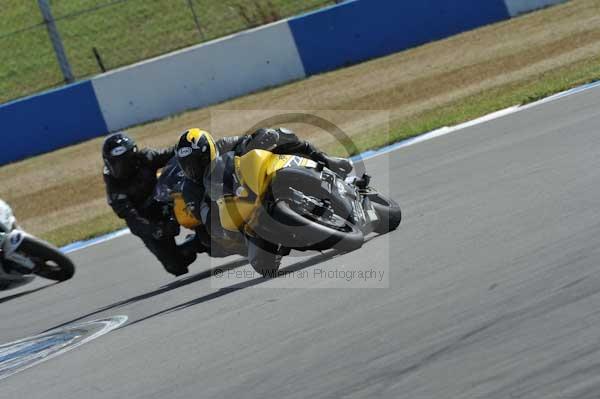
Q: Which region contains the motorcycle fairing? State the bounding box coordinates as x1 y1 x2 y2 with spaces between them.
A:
216 150 316 232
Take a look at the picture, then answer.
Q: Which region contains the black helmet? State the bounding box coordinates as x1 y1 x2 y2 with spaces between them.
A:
176 129 217 182
102 132 138 179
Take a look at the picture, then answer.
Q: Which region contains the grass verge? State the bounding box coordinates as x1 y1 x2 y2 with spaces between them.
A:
41 212 125 248
335 55 600 156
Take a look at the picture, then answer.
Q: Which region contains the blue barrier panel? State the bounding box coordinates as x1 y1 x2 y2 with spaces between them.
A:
0 81 107 165
289 0 510 76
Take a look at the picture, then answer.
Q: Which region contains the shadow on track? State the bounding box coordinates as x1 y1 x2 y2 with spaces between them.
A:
123 249 344 329
43 258 248 332
0 283 57 304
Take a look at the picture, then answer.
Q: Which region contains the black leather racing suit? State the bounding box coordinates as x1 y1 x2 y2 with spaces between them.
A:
104 147 195 276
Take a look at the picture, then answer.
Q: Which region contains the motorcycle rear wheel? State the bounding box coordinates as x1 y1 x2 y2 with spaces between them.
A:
247 236 283 277
263 200 364 252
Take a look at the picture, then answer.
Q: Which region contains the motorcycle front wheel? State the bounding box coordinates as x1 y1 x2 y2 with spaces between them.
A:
367 192 402 234
19 236 75 282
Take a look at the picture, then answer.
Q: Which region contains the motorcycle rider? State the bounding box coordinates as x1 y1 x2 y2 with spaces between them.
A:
0 199 17 233
175 127 353 272
0 199 22 274
102 132 197 276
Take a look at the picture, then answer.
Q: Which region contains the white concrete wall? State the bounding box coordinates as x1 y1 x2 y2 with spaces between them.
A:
504 0 568 16
92 21 306 132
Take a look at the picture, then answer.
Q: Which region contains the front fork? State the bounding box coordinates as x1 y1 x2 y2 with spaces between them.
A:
345 174 382 234
321 170 380 234
2 230 36 274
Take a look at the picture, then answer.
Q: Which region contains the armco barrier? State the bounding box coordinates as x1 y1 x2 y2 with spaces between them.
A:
0 81 107 165
91 20 305 132
0 0 568 165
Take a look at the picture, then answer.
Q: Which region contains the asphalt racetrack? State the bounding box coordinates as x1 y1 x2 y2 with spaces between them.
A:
2 87 600 398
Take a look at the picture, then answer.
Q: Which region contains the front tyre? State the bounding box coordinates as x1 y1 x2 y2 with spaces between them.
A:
368 193 402 234
19 236 75 281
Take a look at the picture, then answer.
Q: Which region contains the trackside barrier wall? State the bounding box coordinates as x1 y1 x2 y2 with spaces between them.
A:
91 21 305 132
0 0 568 165
287 0 512 76
0 81 107 165
288 0 566 75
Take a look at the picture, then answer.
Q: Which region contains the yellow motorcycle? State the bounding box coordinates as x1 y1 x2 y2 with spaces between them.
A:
156 150 401 275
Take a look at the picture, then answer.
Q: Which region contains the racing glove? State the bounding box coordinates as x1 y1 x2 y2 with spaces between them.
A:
311 151 354 178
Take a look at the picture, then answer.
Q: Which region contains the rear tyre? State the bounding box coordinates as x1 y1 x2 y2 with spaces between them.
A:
247 237 282 277
19 236 75 282
369 193 402 234
263 201 364 252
